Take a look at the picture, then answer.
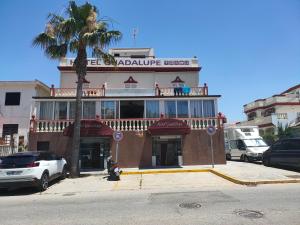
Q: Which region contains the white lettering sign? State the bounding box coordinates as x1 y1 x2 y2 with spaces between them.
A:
63 58 197 67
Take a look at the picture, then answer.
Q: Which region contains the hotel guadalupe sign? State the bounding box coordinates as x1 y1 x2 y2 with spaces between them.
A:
148 119 191 135
63 58 196 68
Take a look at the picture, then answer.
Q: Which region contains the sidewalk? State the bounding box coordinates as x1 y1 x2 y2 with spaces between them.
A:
82 161 300 185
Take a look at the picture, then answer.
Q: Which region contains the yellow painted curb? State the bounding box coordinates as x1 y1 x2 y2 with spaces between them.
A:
122 169 211 175
122 168 300 186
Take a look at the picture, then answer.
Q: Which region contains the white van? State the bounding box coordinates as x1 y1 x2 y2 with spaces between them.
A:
224 125 269 162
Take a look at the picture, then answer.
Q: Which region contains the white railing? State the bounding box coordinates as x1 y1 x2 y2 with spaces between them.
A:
50 86 208 97
0 146 17 157
52 88 105 97
158 86 207 96
276 113 288 119
244 95 300 112
34 120 73 132
31 117 222 133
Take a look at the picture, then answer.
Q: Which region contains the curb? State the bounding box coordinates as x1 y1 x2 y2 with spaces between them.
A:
122 168 300 186
122 169 210 175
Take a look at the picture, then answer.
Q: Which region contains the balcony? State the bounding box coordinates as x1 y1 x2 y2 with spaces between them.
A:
30 117 224 133
244 94 300 112
49 84 208 98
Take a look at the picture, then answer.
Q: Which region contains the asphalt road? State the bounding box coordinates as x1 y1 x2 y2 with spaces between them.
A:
0 177 300 225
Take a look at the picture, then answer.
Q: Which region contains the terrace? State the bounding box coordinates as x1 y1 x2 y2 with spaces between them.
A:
49 83 209 97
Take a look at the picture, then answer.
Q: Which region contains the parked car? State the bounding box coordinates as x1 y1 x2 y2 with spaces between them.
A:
262 138 300 170
224 125 269 162
0 151 67 191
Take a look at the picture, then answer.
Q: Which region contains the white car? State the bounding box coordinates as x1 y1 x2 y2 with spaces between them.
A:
0 151 67 191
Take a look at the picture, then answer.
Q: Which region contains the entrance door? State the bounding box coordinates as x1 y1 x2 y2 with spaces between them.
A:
80 138 110 169
153 137 181 167
160 143 168 166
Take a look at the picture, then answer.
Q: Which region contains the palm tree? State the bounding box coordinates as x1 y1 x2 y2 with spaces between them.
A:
33 1 122 178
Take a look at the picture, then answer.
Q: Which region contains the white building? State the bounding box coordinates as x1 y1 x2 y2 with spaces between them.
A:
239 84 300 135
29 48 226 168
0 80 50 148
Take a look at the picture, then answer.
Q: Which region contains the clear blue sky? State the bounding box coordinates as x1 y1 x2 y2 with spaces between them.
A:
0 0 299 122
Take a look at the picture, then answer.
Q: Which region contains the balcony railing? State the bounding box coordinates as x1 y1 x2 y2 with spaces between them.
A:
244 95 300 112
49 84 208 97
30 117 224 133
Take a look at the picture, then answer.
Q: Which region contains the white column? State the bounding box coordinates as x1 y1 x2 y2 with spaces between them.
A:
152 156 156 167
178 156 183 166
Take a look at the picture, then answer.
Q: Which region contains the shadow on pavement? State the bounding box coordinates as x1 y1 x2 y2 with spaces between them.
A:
0 178 66 196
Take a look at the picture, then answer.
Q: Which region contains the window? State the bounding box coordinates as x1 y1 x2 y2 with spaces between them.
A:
229 140 237 149
164 101 176 118
243 139 268 147
190 100 203 118
289 139 300 150
2 124 18 138
82 101 96 119
69 102 76 120
54 102 67 120
236 140 246 150
101 101 116 119
203 100 215 117
280 140 292 150
37 141 50 151
247 112 257 121
40 102 54 120
272 140 282 150
177 100 188 118
146 100 159 118
5 92 21 106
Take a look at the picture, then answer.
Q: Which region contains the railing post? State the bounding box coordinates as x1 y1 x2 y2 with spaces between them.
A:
204 83 208 95
155 84 161 96
30 115 36 132
102 84 106 97
50 84 55 97
217 112 227 129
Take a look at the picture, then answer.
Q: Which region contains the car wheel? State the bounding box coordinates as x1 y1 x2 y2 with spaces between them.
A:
38 172 49 192
60 166 67 180
240 155 245 162
244 155 250 163
226 154 231 160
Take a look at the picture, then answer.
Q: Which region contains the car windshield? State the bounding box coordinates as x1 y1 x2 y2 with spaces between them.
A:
0 155 37 168
244 139 268 147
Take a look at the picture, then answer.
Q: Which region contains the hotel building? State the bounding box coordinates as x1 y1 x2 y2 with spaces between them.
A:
28 48 226 169
239 84 300 135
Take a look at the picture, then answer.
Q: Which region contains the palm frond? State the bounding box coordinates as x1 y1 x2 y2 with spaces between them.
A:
45 43 68 59
59 18 77 41
92 47 117 66
98 30 122 48
32 32 57 49
69 40 79 53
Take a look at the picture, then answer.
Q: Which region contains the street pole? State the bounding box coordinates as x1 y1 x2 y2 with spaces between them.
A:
210 135 214 168
116 141 119 163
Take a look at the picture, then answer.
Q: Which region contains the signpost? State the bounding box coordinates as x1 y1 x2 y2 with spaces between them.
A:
206 125 216 168
113 131 123 163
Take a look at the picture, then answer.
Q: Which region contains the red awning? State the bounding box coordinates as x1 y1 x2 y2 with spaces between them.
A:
63 120 113 137
148 119 191 135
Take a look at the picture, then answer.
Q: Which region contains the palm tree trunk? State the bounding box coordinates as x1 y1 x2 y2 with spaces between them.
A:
70 46 87 178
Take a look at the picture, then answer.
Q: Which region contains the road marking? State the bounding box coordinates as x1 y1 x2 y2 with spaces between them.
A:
122 169 300 186
139 174 143 189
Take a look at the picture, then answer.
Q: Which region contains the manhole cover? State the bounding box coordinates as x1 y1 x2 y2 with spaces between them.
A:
179 202 201 209
235 209 264 219
63 193 76 196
